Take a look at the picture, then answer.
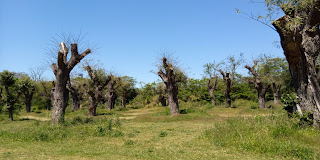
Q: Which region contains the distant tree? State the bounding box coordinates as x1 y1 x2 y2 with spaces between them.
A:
158 57 181 115
155 83 167 106
245 60 270 108
107 76 117 110
117 76 135 108
203 62 221 105
85 66 111 116
225 53 244 83
29 66 45 82
0 70 21 121
219 70 232 107
39 81 53 110
18 75 35 112
51 42 91 123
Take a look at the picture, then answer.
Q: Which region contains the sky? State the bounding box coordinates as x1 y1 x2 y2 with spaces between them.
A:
0 0 284 86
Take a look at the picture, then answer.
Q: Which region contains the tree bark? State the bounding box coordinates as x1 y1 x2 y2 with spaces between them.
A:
208 76 218 105
272 83 282 104
273 5 320 127
107 79 117 110
158 57 179 115
245 61 270 109
51 42 90 123
219 70 231 107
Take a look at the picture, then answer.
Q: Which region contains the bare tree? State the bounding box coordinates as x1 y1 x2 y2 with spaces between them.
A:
158 57 180 115
245 60 270 108
51 42 91 123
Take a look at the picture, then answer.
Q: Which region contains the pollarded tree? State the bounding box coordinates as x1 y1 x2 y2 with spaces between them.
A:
107 76 117 110
85 66 111 116
51 42 91 123
203 62 221 105
219 70 232 107
18 75 35 113
245 60 271 108
0 70 22 121
158 57 180 115
117 76 135 108
245 0 320 126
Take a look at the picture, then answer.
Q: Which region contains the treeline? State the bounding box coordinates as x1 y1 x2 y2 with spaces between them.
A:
0 53 296 122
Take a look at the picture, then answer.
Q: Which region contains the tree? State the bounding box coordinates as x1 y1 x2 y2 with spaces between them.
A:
264 0 320 127
117 76 135 108
245 60 270 108
203 62 221 105
107 76 117 110
225 53 244 83
0 70 21 121
39 81 53 110
258 56 289 104
18 75 35 112
219 70 232 107
158 57 180 115
155 83 167 106
51 42 91 123
85 66 111 116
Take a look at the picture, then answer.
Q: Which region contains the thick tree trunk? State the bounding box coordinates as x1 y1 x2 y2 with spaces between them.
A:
25 91 34 113
272 83 281 104
158 57 179 115
8 107 13 121
88 92 97 116
219 70 231 107
51 42 90 123
46 99 51 110
273 13 320 127
258 87 268 108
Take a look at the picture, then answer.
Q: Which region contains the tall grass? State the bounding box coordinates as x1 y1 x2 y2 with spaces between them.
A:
203 114 320 159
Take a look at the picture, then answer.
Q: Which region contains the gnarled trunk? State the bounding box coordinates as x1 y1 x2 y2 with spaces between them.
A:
158 57 179 115
51 42 91 123
273 13 320 127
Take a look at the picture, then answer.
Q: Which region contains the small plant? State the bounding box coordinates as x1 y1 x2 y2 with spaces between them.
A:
281 94 297 117
124 140 134 146
159 131 167 137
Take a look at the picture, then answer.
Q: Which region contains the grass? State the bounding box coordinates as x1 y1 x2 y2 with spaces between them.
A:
0 101 319 159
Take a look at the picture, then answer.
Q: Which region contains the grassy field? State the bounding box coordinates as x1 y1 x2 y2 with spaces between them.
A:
0 101 319 160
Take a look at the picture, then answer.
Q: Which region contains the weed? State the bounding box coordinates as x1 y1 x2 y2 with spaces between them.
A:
159 131 167 137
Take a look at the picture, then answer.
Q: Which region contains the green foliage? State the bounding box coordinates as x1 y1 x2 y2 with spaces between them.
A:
281 93 297 116
159 131 167 137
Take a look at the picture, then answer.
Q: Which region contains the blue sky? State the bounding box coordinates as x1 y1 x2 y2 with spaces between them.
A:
0 0 284 85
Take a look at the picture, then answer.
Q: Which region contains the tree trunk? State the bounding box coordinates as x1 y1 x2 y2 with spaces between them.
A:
107 80 117 110
258 87 268 108
272 83 281 104
122 93 127 108
273 13 320 127
208 76 218 106
46 99 51 110
219 70 231 107
159 95 166 106
158 57 179 115
245 62 270 109
88 92 97 116
68 83 80 111
51 42 90 123
8 107 13 121
25 96 32 112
